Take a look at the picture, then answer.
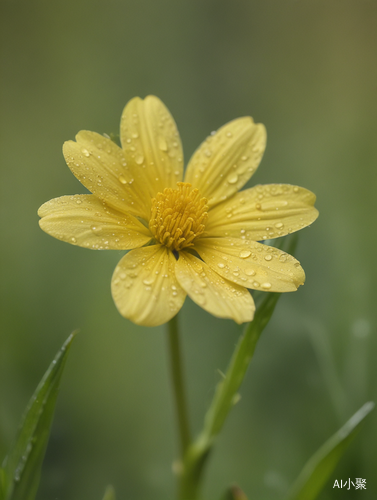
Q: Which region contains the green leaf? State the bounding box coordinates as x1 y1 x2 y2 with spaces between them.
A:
101 485 116 500
2 332 77 500
285 401 375 500
200 235 300 446
202 289 281 442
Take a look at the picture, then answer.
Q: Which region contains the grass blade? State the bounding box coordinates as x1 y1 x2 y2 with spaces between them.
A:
2 332 77 500
285 401 374 500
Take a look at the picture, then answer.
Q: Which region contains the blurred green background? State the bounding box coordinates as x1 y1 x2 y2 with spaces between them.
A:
1 1 376 499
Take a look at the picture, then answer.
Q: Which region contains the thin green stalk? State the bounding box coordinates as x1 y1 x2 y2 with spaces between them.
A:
167 315 191 461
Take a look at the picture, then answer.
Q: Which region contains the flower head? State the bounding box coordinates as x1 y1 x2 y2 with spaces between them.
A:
38 96 318 326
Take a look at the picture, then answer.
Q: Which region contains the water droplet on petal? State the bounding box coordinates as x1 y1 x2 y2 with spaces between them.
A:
217 262 225 269
262 282 272 290
264 255 272 261
275 222 284 229
119 174 128 184
143 278 154 285
245 268 255 276
227 174 238 184
239 250 251 259
135 155 144 165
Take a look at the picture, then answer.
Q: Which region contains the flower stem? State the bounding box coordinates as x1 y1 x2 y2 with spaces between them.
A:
167 315 191 462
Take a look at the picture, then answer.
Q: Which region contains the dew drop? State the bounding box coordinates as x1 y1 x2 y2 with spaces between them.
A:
143 278 154 285
245 268 256 276
81 148 90 157
275 222 284 229
261 282 272 290
135 155 144 165
118 174 128 184
76 199 82 204
217 262 225 269
264 255 272 261
239 250 251 259
71 237 77 243
227 174 238 184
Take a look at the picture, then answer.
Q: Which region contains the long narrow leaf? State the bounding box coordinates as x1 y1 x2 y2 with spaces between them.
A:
203 234 299 446
285 401 374 500
2 332 76 500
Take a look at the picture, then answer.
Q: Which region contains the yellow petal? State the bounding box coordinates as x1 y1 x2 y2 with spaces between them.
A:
120 96 184 201
184 117 266 207
205 184 318 241
111 245 186 327
63 131 150 219
195 237 305 292
38 195 152 250
175 251 255 324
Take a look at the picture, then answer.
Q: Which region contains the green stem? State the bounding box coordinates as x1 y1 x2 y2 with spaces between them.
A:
167 315 191 461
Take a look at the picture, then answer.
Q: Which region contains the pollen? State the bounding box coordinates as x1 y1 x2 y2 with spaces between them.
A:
149 182 208 251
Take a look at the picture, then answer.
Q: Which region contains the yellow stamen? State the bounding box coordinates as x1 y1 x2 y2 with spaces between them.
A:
149 182 208 251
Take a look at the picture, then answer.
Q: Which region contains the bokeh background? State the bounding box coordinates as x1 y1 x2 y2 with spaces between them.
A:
1 1 376 499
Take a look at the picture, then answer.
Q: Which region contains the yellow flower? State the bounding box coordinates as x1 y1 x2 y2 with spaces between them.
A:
38 96 318 327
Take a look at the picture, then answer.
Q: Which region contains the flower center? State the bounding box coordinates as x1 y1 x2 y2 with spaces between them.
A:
149 182 208 251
